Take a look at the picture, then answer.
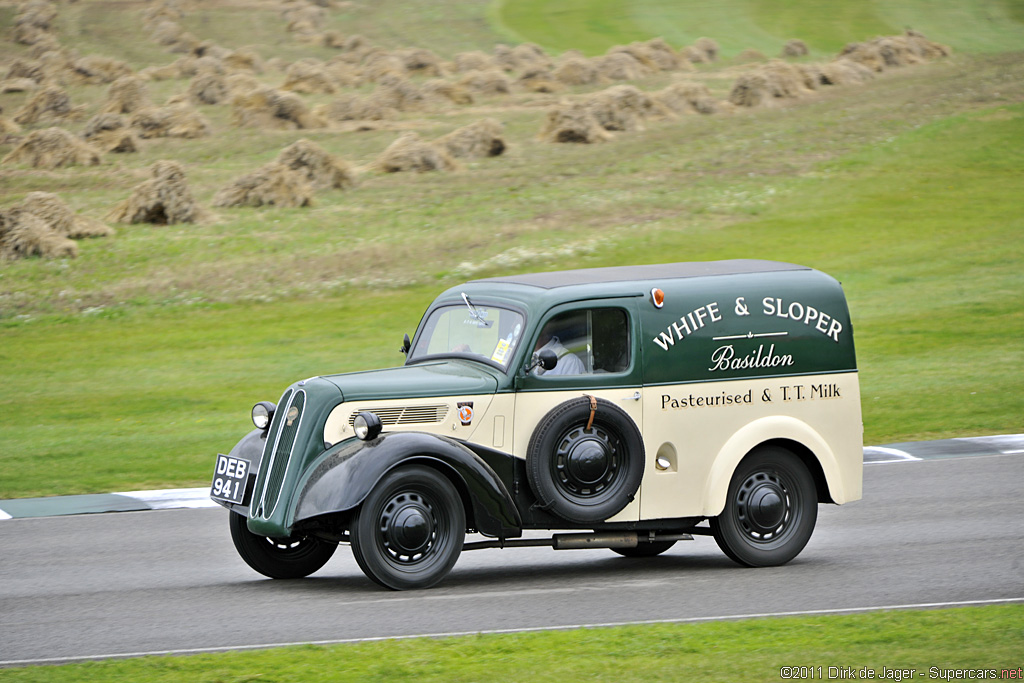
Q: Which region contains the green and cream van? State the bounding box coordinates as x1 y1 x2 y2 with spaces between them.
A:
211 260 863 590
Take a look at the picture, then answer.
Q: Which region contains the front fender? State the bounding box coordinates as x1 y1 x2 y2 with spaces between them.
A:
293 432 522 538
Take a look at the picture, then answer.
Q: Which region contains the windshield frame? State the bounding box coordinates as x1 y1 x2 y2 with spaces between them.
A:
405 298 529 374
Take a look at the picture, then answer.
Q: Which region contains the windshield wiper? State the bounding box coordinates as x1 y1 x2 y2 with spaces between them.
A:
461 292 492 327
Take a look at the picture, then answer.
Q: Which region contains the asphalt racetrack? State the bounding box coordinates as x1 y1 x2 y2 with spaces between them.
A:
1 443 1022 666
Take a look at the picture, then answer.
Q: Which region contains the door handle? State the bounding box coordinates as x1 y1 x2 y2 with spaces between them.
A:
622 391 641 401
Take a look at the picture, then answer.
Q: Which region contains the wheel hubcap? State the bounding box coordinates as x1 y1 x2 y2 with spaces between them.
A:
736 471 792 540
555 426 619 498
379 492 437 561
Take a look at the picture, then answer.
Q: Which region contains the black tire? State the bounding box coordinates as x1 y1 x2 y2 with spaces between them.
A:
350 465 465 591
229 511 336 579
710 446 818 567
612 540 676 558
526 397 644 523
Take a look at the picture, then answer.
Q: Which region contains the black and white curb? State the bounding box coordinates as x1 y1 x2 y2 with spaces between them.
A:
2 435 1021 521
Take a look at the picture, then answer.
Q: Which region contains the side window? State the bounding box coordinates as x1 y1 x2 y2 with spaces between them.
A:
532 308 630 376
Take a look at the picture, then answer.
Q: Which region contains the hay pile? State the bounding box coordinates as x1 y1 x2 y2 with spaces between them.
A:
453 51 498 73
396 47 445 77
316 93 397 122
372 76 427 111
553 55 602 86
0 112 21 138
281 58 339 94
18 191 114 239
2 127 102 169
13 0 58 46
782 39 809 58
12 85 85 125
100 75 152 114
0 207 77 260
594 52 651 81
223 48 265 74
188 71 228 105
814 59 875 86
374 132 459 173
6 58 47 84
456 69 511 95
81 113 139 153
584 84 662 132
276 139 356 190
436 119 506 159
231 86 325 129
495 43 553 72
839 31 950 72
70 56 134 85
517 68 561 93
1 77 41 94
608 39 686 72
362 53 408 82
654 80 721 115
212 164 314 208
728 59 811 107
108 160 202 224
130 104 211 139
420 79 474 106
540 102 612 144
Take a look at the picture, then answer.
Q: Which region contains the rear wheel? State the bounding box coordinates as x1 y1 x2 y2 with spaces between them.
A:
350 465 465 590
710 446 817 567
229 511 336 579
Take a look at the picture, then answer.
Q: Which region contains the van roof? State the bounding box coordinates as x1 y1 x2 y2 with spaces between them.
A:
471 259 809 290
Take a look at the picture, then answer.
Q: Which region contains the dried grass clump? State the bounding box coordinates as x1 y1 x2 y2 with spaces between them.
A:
396 48 445 77
694 37 720 62
231 86 325 129
223 48 264 74
282 58 338 94
507 43 553 71
6 58 47 83
374 132 459 173
553 55 602 86
283 3 327 34
817 58 875 86
276 139 356 190
108 160 202 224
372 76 427 111
456 69 511 96
436 119 506 159
585 84 661 132
81 113 139 153
226 72 262 96
138 62 183 81
362 52 408 82
540 102 612 144
2 127 101 169
130 104 211 138
0 208 77 260
0 115 22 137
728 72 770 108
760 59 811 98
781 39 809 58
420 79 473 105
454 51 498 73
902 30 952 59
609 40 684 72
101 75 152 114
517 68 561 93
212 163 314 208
594 52 651 81
317 93 397 122
734 48 768 64
13 85 84 125
655 80 720 115
1 77 41 94
150 19 184 46
71 56 134 84
18 191 114 238
13 0 58 45
188 71 228 104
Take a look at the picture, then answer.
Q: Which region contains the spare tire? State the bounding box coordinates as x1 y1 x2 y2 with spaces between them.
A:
526 396 645 523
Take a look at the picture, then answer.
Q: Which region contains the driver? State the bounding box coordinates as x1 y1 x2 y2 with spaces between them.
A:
532 323 585 376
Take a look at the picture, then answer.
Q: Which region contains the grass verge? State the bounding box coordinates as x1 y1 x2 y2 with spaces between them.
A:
0 605 1021 681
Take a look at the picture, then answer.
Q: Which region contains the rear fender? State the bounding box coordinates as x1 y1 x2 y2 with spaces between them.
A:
293 432 522 538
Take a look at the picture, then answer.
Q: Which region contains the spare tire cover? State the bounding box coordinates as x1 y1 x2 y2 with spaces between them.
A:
526 396 645 523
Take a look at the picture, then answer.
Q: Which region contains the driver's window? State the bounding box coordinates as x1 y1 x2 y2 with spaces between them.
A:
532 308 630 376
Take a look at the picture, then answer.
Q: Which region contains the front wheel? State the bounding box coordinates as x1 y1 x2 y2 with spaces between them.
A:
710 446 817 567
229 511 336 579
350 465 465 590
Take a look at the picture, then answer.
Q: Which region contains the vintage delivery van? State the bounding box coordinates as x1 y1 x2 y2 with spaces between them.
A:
211 260 862 590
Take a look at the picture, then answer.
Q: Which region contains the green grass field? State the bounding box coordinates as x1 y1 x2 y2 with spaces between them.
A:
1 0 1023 676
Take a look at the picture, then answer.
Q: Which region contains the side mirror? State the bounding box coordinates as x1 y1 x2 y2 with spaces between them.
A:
400 333 411 355
527 348 558 373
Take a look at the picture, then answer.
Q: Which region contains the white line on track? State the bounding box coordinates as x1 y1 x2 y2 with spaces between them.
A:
3 597 1022 667
862 446 921 464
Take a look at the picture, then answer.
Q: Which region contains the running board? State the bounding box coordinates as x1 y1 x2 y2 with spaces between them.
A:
463 531 694 552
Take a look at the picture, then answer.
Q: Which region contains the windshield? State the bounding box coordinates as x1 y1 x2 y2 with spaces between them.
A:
409 303 525 370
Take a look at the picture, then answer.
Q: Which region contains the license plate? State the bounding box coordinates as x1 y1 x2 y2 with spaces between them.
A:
210 454 250 505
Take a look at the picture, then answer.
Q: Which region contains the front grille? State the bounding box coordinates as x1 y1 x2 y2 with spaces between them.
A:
261 391 304 516
347 404 449 427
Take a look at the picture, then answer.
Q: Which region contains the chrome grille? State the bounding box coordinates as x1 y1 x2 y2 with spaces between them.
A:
347 404 449 426
261 391 304 515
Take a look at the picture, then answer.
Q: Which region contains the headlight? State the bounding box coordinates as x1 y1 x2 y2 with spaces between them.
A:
252 401 276 430
353 411 383 441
